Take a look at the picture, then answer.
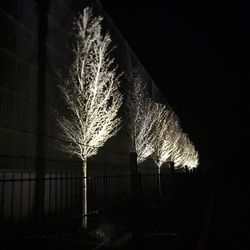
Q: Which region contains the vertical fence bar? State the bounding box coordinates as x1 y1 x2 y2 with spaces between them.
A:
107 172 110 204
94 172 97 213
70 172 73 222
0 173 5 237
95 172 98 215
112 172 115 202
99 172 101 211
19 172 23 233
10 173 15 235
60 172 63 228
55 172 58 226
90 172 93 234
104 172 106 208
74 173 77 226
111 172 114 200
27 172 31 235
100 172 102 208
65 172 68 221
48 172 52 228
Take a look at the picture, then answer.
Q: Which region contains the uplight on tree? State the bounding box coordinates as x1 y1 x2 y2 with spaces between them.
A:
56 7 123 227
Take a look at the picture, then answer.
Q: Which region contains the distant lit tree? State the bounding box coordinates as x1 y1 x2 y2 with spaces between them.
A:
179 137 199 169
190 148 199 169
126 71 164 164
56 7 122 227
171 133 188 167
152 109 180 171
171 133 199 169
136 100 169 163
151 107 180 193
126 70 147 153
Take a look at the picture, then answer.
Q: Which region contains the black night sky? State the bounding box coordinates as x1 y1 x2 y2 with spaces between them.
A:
100 0 250 175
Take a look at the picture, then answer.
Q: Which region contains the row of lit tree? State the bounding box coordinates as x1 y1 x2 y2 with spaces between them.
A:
126 71 199 172
56 7 199 227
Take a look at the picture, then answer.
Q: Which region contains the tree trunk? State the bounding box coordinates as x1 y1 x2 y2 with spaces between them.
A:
82 158 87 228
158 166 162 195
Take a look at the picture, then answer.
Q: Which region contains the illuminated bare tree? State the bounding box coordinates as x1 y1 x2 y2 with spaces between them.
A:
152 109 180 171
171 133 199 169
56 7 122 227
126 70 146 153
136 100 171 163
179 138 199 169
172 133 188 167
190 148 199 169
151 108 181 193
126 72 164 164
170 132 186 168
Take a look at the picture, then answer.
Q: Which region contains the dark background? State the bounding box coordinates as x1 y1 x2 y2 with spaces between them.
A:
100 0 250 176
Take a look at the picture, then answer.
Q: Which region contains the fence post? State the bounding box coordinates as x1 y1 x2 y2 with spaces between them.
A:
129 152 143 248
130 152 138 198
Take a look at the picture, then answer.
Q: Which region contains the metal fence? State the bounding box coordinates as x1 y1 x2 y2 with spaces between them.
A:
0 172 82 237
0 167 182 248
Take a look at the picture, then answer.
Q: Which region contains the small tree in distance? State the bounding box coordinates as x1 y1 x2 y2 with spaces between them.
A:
56 7 123 227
